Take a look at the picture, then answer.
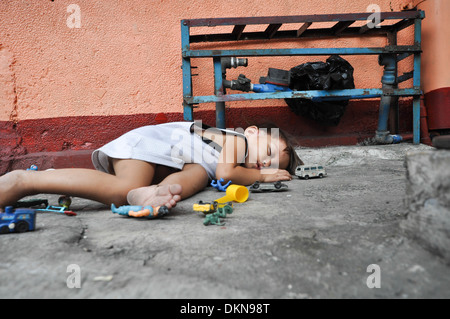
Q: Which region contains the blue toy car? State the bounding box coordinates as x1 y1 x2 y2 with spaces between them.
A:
0 206 36 234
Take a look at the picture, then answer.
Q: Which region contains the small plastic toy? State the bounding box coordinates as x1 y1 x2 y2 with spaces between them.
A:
26 165 38 171
111 204 169 219
193 201 218 214
193 200 233 215
203 204 233 226
295 164 327 180
217 204 233 217
210 178 232 192
36 205 77 216
249 181 288 192
58 196 72 209
0 206 36 234
203 212 224 226
215 184 249 204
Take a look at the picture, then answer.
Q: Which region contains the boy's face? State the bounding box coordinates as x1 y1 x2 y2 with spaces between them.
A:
244 126 290 171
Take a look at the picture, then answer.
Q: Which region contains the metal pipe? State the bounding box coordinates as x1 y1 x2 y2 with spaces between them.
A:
251 83 292 93
221 57 248 70
215 57 248 128
374 54 403 144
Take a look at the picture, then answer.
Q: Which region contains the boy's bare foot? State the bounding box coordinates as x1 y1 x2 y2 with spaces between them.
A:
0 170 29 208
126 184 182 209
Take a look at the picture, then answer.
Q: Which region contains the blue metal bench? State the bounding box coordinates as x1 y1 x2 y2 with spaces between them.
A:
181 11 425 144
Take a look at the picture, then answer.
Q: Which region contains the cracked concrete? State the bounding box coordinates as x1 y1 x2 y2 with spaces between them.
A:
1 144 450 299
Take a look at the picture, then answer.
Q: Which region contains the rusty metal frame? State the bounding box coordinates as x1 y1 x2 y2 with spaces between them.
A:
181 11 425 144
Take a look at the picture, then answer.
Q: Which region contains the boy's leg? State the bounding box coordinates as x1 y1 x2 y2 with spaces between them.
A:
0 159 156 207
112 159 182 208
127 163 208 206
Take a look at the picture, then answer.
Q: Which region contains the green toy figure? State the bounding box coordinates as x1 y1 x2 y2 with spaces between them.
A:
203 204 233 226
203 212 224 226
217 204 233 217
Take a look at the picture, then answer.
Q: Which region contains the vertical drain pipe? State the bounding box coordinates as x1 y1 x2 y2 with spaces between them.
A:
420 97 432 145
375 54 403 144
214 57 248 128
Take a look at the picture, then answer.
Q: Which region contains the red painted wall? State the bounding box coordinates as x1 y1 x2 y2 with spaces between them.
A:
0 100 414 175
416 0 450 131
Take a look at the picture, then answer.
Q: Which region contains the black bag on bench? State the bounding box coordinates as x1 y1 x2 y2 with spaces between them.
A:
286 55 355 126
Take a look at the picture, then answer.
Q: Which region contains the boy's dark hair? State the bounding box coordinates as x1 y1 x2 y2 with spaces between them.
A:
254 122 304 175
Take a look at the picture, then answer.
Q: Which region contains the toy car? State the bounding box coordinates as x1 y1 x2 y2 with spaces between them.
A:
249 181 288 192
0 206 36 234
295 164 327 179
193 201 218 214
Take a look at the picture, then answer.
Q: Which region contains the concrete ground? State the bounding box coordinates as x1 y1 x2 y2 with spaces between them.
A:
1 143 450 299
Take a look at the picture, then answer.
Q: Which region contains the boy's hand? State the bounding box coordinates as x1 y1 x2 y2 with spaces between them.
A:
260 169 292 183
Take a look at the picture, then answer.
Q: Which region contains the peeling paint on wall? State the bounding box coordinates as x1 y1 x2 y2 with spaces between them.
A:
0 46 18 124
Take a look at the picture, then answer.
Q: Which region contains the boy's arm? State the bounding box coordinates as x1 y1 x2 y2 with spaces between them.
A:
217 165 291 186
215 136 291 186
